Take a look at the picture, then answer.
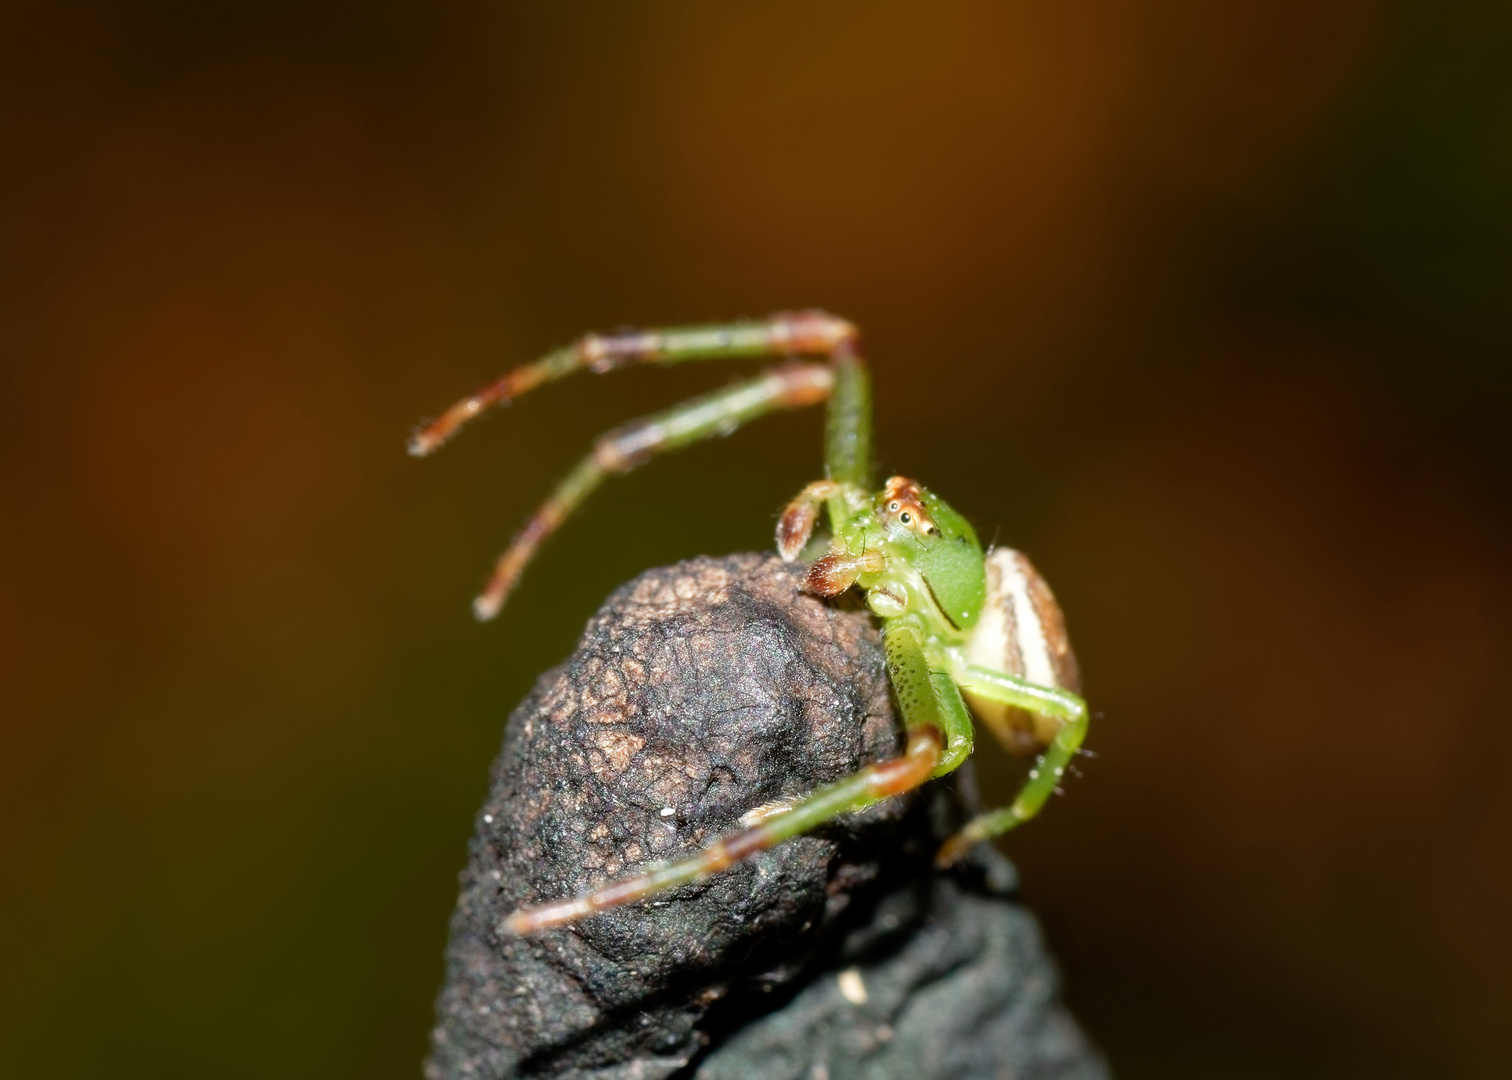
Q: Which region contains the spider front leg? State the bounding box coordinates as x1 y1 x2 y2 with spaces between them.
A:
502 622 968 934
935 664 1089 867
474 363 832 619
414 311 875 618
408 310 864 467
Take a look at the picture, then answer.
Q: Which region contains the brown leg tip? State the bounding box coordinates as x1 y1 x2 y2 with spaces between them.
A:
408 428 443 457
935 837 972 868
776 504 817 562
473 594 504 622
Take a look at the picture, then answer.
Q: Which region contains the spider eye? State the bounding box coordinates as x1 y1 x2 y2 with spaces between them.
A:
887 501 900 512
925 525 938 535
899 512 912 524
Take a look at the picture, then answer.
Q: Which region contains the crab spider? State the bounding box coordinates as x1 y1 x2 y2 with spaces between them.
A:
411 312 1089 934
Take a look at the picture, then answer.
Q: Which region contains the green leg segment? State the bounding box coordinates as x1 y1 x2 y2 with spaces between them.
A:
824 346 872 489
936 663 1090 866
882 621 974 776
929 671 976 777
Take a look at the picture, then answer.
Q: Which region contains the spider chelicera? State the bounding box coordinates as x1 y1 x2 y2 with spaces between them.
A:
411 312 1089 934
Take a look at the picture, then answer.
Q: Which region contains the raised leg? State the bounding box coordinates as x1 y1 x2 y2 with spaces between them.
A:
823 344 871 488
473 363 833 619
502 620 963 934
409 311 858 456
935 663 1089 866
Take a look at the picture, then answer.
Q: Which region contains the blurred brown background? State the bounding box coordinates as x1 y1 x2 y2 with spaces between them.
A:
2 2 1509 1077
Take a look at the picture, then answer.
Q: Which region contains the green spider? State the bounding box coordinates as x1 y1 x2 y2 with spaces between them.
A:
411 311 1089 935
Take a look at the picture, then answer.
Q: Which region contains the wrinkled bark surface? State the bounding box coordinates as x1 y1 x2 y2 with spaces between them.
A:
426 554 1106 1080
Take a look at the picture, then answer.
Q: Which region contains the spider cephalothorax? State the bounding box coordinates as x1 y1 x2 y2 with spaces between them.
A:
412 312 1089 933
778 475 987 627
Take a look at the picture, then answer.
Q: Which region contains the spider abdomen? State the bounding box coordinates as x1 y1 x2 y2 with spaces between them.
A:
962 549 1080 754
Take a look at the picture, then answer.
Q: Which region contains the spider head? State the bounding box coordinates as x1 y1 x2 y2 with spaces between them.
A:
875 477 985 631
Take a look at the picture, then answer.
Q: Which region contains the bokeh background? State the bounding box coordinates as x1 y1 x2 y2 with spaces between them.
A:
3 2 1510 1077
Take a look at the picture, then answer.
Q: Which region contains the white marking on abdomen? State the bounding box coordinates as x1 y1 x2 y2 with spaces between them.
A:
996 550 1057 688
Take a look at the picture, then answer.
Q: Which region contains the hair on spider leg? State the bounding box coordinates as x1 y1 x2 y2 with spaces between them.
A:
836 529 869 559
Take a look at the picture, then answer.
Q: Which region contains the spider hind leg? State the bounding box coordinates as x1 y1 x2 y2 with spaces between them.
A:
936 665 1089 866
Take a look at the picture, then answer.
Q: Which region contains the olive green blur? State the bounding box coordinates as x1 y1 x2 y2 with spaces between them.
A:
4 3 1512 1079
